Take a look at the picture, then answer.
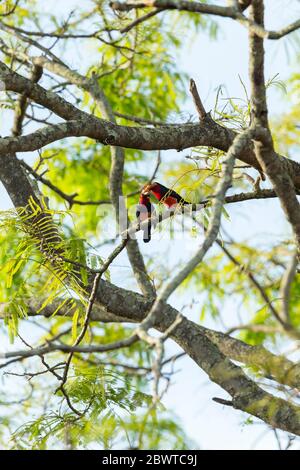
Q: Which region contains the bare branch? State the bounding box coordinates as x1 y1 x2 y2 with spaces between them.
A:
110 1 300 40
189 78 207 121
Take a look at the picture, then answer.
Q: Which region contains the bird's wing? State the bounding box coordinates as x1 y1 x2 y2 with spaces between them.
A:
169 189 183 199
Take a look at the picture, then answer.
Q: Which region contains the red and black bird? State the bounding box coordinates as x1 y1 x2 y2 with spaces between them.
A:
142 181 189 209
136 193 156 243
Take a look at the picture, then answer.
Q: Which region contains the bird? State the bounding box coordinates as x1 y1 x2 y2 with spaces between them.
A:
141 181 190 209
136 193 156 243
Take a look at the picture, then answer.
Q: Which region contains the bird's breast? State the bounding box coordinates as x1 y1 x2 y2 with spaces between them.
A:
163 196 179 208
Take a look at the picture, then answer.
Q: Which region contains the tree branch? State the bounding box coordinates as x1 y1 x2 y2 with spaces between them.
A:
2 59 300 191
2 290 300 435
110 1 300 40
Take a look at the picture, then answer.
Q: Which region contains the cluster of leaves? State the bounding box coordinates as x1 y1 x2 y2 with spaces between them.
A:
12 406 190 450
0 198 93 340
0 0 35 21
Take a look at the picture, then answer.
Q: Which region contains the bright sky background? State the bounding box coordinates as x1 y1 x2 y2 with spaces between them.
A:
0 0 300 450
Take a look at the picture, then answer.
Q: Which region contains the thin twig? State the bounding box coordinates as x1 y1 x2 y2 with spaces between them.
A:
213 397 234 407
121 8 164 33
20 160 110 207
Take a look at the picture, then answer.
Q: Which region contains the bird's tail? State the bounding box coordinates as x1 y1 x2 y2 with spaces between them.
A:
181 200 208 211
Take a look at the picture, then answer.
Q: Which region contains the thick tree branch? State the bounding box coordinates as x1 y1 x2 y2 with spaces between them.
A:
2 59 300 190
2 291 300 391
87 63 156 297
2 289 300 435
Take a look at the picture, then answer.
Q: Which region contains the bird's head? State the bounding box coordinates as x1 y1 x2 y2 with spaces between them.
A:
139 192 150 205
